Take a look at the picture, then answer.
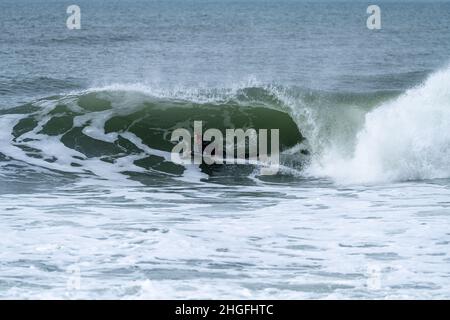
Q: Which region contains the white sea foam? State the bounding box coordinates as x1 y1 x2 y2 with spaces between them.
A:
1 181 450 299
308 66 450 184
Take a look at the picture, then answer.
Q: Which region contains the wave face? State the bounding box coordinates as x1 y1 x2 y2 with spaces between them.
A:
309 66 450 184
0 86 305 183
1 67 449 185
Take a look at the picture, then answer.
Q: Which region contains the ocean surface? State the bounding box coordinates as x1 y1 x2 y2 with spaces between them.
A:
1 0 450 299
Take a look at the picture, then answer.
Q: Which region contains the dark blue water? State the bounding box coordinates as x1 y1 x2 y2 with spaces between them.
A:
1 0 450 107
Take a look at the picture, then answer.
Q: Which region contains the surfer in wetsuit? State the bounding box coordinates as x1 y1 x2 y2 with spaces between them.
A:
193 133 219 158
192 132 222 176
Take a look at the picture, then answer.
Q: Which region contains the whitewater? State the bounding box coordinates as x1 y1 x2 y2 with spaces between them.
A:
310 67 450 184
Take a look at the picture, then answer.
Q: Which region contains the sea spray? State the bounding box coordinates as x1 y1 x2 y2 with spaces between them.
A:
309 66 450 184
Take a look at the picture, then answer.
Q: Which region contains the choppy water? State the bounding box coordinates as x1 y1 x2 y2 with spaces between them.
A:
1 0 450 299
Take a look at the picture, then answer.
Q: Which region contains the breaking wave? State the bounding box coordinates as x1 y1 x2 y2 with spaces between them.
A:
309 66 450 184
0 66 449 184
